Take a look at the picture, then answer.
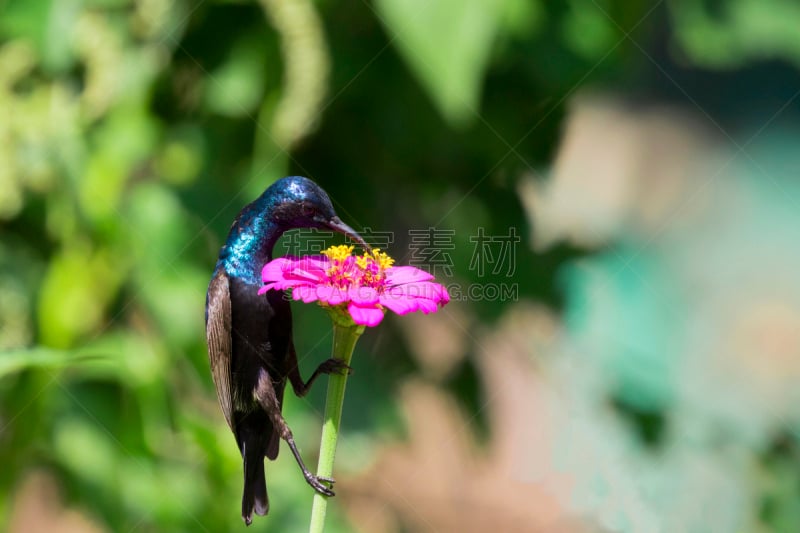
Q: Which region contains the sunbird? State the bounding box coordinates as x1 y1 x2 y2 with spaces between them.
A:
205 176 368 525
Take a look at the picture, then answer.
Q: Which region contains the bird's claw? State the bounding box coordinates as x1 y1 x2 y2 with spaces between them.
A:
319 358 353 376
306 473 336 497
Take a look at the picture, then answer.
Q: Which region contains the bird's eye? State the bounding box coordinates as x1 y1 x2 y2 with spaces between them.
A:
301 203 316 217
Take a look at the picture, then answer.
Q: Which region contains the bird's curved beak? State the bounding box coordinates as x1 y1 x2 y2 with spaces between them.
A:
325 216 372 252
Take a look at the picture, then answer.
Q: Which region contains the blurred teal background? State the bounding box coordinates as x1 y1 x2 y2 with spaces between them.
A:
2 0 800 531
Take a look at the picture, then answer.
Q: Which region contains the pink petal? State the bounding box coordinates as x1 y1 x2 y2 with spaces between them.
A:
262 256 328 284
347 302 385 327
386 281 448 304
378 293 419 315
261 258 295 282
441 285 451 304
289 256 330 280
258 282 284 294
301 256 330 268
259 279 307 294
262 254 449 323
384 266 434 285
292 285 319 303
315 285 348 305
258 279 314 294
379 280 449 316
416 298 439 314
348 285 379 305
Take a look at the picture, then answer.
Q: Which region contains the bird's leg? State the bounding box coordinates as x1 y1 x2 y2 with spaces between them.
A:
286 434 336 491
286 343 352 398
254 369 335 497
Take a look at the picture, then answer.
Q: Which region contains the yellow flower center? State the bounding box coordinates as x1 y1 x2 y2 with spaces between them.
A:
356 248 394 270
322 244 355 262
321 245 395 289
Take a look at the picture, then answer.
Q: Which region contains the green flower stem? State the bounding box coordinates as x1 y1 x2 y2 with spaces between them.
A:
309 312 364 533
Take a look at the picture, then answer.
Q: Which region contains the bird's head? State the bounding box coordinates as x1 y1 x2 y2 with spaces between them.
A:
265 176 370 251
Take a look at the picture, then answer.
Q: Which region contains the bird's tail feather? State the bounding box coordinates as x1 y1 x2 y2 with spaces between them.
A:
242 439 269 525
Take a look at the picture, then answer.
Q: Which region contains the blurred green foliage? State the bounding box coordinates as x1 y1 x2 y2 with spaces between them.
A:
556 153 800 532
2 0 800 531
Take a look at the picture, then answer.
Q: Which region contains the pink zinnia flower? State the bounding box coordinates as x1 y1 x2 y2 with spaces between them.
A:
258 245 450 327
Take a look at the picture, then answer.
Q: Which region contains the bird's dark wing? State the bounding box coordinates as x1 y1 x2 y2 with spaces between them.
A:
206 269 234 431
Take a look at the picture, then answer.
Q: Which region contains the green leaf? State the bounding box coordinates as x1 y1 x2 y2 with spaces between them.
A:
37 244 126 348
671 0 800 68
563 0 617 60
375 0 506 126
0 347 110 378
53 416 118 486
0 0 81 73
203 33 268 117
